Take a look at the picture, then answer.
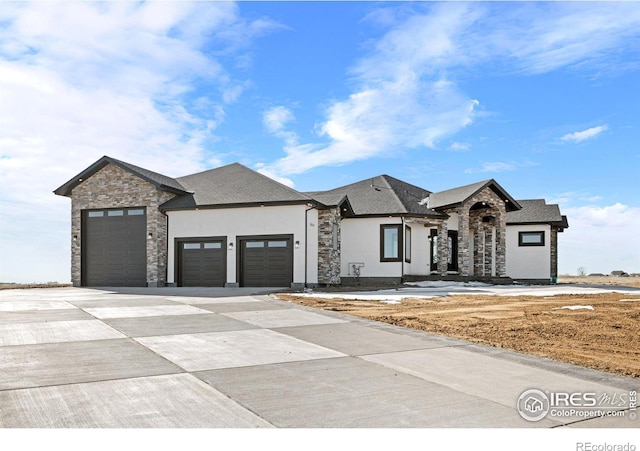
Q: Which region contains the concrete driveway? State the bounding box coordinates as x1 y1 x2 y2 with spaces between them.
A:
0 287 637 428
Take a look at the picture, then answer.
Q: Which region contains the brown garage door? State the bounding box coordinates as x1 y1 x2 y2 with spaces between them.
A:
240 236 293 287
177 239 226 287
83 208 146 287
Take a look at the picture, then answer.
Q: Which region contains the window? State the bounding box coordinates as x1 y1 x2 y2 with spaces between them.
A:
204 242 222 249
127 209 145 216
380 224 402 262
519 231 545 246
332 223 339 251
405 225 411 263
108 210 124 216
87 211 104 218
246 241 265 248
183 243 200 250
268 241 287 248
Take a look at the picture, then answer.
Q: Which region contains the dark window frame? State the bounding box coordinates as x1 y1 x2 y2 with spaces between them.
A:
404 225 412 263
380 224 403 262
518 231 545 247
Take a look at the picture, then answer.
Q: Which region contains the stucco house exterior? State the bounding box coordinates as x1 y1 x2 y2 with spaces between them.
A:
54 156 568 288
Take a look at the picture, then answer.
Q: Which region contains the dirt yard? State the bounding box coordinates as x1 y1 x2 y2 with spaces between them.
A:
277 281 640 378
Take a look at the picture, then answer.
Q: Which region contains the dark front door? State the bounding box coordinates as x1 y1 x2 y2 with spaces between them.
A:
83 208 146 286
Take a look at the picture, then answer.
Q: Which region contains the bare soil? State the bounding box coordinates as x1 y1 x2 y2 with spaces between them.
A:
277 284 640 378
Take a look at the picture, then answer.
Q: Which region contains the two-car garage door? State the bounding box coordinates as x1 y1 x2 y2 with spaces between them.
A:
175 235 293 287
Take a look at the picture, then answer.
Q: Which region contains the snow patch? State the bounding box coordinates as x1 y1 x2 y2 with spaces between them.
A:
553 305 595 311
405 281 491 288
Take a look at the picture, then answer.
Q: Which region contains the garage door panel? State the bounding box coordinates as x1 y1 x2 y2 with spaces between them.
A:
178 241 226 287
240 238 293 287
83 208 147 287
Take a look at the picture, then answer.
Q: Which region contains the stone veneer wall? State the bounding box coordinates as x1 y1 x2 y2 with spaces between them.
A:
70 163 176 287
317 208 341 285
442 186 508 277
550 226 559 279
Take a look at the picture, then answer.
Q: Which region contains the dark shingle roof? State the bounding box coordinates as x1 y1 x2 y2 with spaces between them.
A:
161 163 315 210
507 199 569 228
54 155 187 197
428 179 521 212
307 175 445 217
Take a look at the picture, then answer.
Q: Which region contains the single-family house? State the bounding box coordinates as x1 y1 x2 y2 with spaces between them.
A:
54 156 568 287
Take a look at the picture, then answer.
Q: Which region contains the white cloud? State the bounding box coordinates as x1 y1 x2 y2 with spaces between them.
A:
0 2 275 283
449 142 470 152
261 3 640 179
465 160 540 174
262 3 481 176
561 125 608 143
465 162 516 174
559 203 640 275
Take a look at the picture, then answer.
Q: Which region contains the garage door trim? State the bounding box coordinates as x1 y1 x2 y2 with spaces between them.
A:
237 234 294 288
81 207 147 287
175 236 227 287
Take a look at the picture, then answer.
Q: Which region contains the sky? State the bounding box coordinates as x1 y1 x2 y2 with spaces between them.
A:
1 1 639 283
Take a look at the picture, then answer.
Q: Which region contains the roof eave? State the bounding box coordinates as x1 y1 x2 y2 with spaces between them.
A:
160 199 318 212
53 156 190 198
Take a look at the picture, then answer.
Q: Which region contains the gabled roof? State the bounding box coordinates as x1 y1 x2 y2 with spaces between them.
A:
160 163 316 210
307 175 446 218
507 199 569 228
428 179 521 212
53 155 188 197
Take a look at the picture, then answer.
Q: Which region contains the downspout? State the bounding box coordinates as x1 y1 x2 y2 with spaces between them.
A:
401 216 405 284
304 204 314 288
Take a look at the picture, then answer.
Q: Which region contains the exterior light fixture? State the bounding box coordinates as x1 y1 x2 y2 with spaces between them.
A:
147 232 153 239
295 241 300 249
228 242 234 250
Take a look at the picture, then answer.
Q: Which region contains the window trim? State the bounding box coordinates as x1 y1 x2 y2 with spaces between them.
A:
380 224 403 262
518 231 545 247
404 225 412 263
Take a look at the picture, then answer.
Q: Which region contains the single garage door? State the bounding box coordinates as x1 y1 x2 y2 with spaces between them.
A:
177 240 226 287
240 237 293 287
83 208 146 287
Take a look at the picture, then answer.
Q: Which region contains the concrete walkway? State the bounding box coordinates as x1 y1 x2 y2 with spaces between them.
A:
0 287 637 428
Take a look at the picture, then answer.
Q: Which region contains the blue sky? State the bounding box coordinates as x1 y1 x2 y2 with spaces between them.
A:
1 1 639 283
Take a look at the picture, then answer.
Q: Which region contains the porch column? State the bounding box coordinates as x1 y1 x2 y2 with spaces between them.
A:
458 207 471 276
473 220 484 276
437 221 449 276
484 224 494 276
495 211 507 277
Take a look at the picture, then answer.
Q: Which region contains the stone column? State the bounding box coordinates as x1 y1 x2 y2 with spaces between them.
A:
317 208 341 285
484 224 494 276
458 207 471 276
473 220 484 276
437 220 448 276
495 209 507 277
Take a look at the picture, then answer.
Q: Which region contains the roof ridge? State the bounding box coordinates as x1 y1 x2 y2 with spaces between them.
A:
379 175 410 214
